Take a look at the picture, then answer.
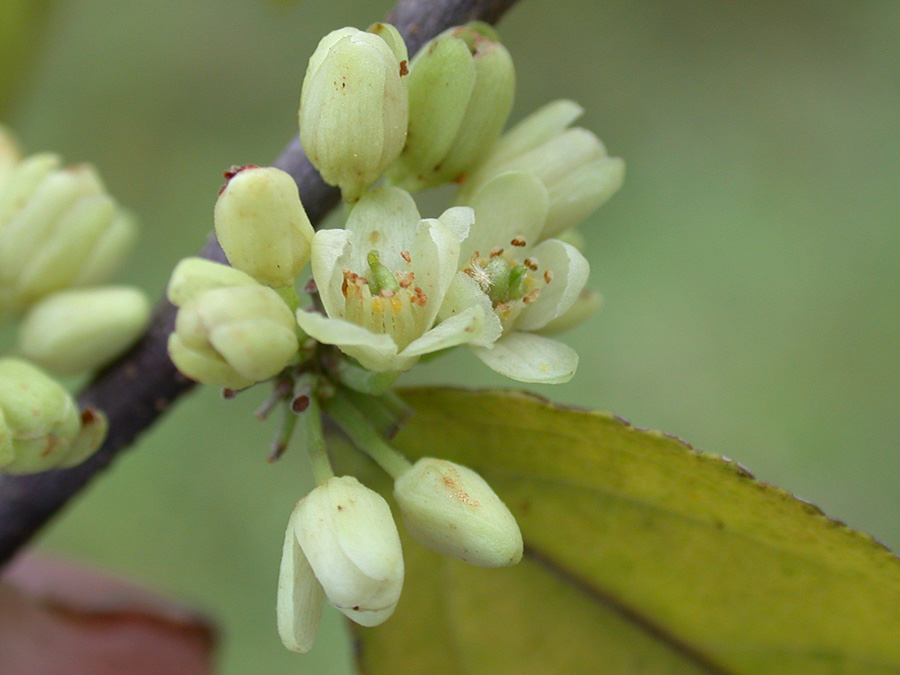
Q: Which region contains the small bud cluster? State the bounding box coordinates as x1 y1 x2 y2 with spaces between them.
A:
159 19 625 655
0 126 151 473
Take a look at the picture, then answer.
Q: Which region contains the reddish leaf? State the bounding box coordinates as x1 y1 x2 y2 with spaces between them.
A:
0 553 217 675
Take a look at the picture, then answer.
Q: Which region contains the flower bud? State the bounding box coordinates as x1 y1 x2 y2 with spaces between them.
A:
166 257 258 307
17 286 151 375
278 476 404 650
394 457 522 567
0 358 106 474
457 99 625 239
168 284 298 389
299 26 409 202
389 23 515 191
0 159 136 311
214 166 314 287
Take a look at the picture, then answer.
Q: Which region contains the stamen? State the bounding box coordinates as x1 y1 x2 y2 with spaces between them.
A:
489 247 504 258
523 289 540 304
400 250 412 263
524 258 539 271
544 269 554 283
510 236 527 247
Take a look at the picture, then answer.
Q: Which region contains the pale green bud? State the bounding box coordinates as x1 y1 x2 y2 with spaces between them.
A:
457 99 625 239
390 23 515 191
299 26 409 202
0 357 106 474
17 286 151 375
168 284 298 389
166 257 258 307
0 160 137 311
394 457 523 567
214 165 314 287
279 476 404 643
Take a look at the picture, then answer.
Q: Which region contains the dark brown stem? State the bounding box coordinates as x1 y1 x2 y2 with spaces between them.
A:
0 0 523 567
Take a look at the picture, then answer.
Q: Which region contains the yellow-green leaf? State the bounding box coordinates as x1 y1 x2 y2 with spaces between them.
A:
351 387 900 675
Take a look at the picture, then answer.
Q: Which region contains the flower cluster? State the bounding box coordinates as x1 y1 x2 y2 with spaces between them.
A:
0 127 150 473
161 20 623 653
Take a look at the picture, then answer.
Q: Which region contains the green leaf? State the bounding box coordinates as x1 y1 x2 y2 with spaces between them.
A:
351 387 900 675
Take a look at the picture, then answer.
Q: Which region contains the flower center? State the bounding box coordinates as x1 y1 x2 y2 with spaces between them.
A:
340 250 429 349
463 235 552 327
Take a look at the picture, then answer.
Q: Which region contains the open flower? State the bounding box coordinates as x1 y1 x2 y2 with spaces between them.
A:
442 171 590 383
277 476 404 652
296 187 492 373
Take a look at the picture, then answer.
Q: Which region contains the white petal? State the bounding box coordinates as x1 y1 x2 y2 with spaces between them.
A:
310 229 353 317
344 187 421 270
516 239 589 332
472 332 578 383
277 509 325 653
535 288 602 335
401 306 485 358
498 128 605 190
437 272 501 347
478 99 584 173
460 171 548 261
436 206 474 243
295 309 401 372
543 156 625 238
405 218 461 327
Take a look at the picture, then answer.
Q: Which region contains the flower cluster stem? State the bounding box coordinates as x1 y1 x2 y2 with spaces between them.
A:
323 393 412 480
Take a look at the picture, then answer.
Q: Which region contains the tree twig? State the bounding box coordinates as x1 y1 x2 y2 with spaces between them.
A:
0 0 524 567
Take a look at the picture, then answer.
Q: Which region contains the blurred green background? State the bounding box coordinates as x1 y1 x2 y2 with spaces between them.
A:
4 1 900 673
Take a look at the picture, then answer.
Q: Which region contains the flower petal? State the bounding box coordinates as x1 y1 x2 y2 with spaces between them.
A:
516 239 589 332
277 509 325 653
295 309 401 372
344 187 421 270
437 272 501 347
310 228 353 317
401 306 485 358
543 156 625 238
472 332 578 383
459 171 548 262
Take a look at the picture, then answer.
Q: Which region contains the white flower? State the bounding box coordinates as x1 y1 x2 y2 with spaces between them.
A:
443 171 590 383
296 186 491 373
277 476 404 652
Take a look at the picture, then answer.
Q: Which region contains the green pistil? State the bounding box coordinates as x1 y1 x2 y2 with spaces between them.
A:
484 259 529 305
367 251 400 294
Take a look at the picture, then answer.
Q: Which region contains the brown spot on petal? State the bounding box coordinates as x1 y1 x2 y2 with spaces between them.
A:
218 164 258 194
399 60 408 77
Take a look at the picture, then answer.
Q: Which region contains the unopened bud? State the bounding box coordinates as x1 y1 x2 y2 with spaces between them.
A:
0 160 136 311
18 286 150 375
279 476 404 638
458 99 624 239
0 358 106 474
166 257 258 307
168 284 298 389
214 166 314 287
390 23 515 191
299 26 409 202
394 457 523 567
